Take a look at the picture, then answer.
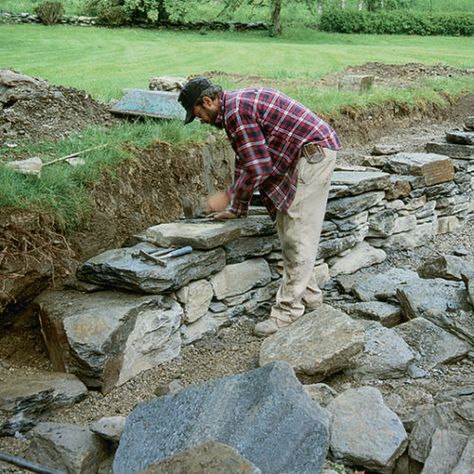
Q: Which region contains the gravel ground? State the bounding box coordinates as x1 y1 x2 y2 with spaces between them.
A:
1 116 473 473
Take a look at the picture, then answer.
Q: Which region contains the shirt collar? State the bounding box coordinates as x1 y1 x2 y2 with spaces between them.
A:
214 91 225 129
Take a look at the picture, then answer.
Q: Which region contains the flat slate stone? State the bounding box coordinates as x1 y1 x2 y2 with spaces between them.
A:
0 372 87 435
110 89 186 120
417 255 474 281
350 268 419 302
348 323 415 380
113 361 330 474
371 144 402 156
329 170 391 198
446 129 474 145
452 437 474 474
27 422 109 474
396 278 474 345
395 318 470 370
326 191 385 219
329 241 386 276
341 301 401 327
224 235 277 264
259 305 364 379
426 142 474 160
77 243 226 293
383 152 454 186
137 221 241 250
328 387 407 472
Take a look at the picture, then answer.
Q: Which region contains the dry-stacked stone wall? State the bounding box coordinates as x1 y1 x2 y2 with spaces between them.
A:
33 120 474 394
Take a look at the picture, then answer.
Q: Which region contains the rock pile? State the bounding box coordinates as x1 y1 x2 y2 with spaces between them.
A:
0 69 114 146
2 118 474 473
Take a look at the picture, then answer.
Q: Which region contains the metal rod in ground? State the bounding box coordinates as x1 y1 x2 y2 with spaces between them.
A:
0 450 65 474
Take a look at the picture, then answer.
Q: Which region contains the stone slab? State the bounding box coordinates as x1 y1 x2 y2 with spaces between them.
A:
426 142 474 160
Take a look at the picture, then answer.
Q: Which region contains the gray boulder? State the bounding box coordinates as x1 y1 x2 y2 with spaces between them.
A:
0 372 87 435
27 422 109 474
328 387 407 473
90 416 126 443
421 429 468 474
77 243 226 293
113 361 330 474
259 305 364 379
36 290 182 393
410 398 474 463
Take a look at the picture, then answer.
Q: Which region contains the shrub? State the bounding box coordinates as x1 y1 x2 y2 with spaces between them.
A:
319 9 474 36
34 1 65 25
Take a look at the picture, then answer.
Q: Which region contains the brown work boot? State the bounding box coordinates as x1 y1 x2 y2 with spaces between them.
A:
254 317 291 337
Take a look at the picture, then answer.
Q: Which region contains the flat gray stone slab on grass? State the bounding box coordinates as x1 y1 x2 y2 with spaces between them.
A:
328 387 407 473
0 372 87 435
259 305 364 379
36 290 182 393
27 422 109 474
383 152 454 186
396 278 474 345
77 243 225 294
113 361 330 474
395 318 470 370
136 221 241 250
110 89 186 120
138 442 261 474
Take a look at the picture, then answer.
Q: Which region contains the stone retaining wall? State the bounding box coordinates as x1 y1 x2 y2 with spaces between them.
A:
34 123 474 393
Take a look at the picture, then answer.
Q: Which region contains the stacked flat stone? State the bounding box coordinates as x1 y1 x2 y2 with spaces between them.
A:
34 120 474 394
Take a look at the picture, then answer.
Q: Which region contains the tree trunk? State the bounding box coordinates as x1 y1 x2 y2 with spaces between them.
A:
270 0 282 36
317 0 323 15
358 0 364 10
341 0 346 8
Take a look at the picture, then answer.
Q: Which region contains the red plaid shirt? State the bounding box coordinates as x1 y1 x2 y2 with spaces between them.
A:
214 88 341 219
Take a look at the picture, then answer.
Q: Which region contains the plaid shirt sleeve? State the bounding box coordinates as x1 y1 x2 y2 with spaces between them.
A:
226 112 273 216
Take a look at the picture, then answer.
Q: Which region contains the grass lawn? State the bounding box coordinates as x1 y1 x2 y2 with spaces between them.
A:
1 24 473 101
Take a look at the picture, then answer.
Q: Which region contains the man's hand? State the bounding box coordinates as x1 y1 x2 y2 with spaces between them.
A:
206 191 230 213
212 210 237 220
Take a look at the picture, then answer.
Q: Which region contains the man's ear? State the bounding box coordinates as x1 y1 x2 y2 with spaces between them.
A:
202 96 214 108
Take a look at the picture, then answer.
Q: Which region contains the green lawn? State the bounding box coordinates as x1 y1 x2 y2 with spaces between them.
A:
1 24 473 101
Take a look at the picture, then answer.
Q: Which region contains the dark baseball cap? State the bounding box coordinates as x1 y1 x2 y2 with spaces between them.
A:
178 77 213 124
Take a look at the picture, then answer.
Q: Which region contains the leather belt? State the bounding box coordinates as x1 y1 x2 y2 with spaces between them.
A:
302 143 324 156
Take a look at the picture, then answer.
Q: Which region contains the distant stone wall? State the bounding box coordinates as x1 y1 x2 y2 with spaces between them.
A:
0 12 267 30
35 122 474 394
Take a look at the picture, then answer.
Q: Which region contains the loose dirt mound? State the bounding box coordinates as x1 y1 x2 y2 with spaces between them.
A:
0 69 116 146
204 61 474 90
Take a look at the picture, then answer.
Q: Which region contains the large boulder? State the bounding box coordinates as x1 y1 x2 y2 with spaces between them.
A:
328 387 407 473
114 361 330 474
259 305 364 379
36 290 182 393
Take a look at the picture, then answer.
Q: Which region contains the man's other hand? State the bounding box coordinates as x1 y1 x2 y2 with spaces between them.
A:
206 191 230 213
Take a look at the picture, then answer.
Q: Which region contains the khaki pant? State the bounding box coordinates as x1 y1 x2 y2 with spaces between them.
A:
270 147 337 323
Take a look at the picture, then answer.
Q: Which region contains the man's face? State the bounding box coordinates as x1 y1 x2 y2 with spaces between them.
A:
193 96 219 126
